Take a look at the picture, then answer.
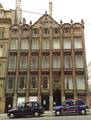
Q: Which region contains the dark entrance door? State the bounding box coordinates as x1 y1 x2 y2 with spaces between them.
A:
5 97 13 113
41 94 49 110
53 89 61 106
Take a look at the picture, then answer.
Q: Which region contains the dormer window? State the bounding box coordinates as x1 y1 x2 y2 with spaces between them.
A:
63 28 70 33
43 28 49 34
53 28 60 34
32 28 39 35
12 29 19 36
22 28 29 35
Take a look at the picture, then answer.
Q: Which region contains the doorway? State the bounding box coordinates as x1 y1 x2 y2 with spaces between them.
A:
5 97 13 113
41 94 49 110
53 89 61 106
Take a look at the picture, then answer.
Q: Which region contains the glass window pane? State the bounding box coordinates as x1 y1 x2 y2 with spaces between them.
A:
42 38 49 49
53 38 60 49
21 39 29 49
63 38 71 49
8 55 16 69
74 37 82 49
76 75 85 90
31 75 38 88
75 55 84 68
42 56 49 68
7 74 15 90
31 38 39 49
18 74 27 89
64 75 73 90
20 55 28 69
31 55 38 68
53 55 60 68
42 75 49 88
64 55 72 68
10 38 18 50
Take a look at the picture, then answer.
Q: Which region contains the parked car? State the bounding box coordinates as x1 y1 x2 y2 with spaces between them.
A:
7 101 44 118
53 99 89 116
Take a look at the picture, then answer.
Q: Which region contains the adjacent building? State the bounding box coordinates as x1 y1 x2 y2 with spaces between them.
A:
0 3 12 113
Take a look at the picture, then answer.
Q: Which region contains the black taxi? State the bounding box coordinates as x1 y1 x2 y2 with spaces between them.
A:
7 101 44 118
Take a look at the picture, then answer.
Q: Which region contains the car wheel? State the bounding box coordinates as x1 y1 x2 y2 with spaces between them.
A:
55 110 60 116
34 112 39 117
80 110 86 115
9 113 15 118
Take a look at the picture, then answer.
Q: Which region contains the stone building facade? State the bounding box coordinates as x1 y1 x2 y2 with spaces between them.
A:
0 2 88 113
5 13 88 112
0 4 14 113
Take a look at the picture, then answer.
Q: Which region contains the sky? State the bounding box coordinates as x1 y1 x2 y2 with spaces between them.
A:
0 0 91 64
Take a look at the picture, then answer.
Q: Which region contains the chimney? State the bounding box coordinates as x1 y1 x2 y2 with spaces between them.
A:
49 2 52 17
15 0 22 24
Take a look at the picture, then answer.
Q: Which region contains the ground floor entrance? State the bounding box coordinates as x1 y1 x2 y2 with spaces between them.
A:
5 97 13 113
53 89 61 106
41 94 49 110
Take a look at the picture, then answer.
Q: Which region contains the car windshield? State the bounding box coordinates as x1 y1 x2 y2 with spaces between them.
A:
64 100 74 106
75 100 85 105
17 102 25 109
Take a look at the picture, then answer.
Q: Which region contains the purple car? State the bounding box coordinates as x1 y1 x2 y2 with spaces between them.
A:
53 99 89 116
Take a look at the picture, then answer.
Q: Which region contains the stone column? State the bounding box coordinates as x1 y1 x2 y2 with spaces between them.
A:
13 93 17 107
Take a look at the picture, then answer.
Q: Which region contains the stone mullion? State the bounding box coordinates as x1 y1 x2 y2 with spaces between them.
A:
13 29 21 107
71 24 77 98
25 29 31 103
49 26 53 110
38 27 42 102
60 23 65 103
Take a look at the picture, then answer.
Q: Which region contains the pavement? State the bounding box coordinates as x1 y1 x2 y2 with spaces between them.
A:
44 111 53 116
